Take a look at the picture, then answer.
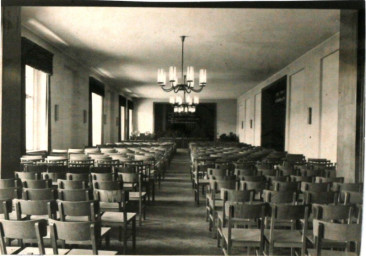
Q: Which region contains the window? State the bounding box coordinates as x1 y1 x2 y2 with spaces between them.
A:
91 93 103 146
129 109 133 137
89 77 105 146
120 106 126 140
25 65 49 151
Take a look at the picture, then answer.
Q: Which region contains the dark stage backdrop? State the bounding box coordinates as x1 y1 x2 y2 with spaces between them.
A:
153 103 216 140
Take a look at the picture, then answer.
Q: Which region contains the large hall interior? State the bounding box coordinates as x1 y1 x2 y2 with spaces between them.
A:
0 1 365 255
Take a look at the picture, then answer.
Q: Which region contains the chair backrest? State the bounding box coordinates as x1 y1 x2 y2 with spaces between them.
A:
22 188 56 200
22 179 52 189
0 188 19 200
67 167 90 174
240 180 266 192
263 189 297 204
90 172 115 182
42 172 66 181
209 179 237 193
118 172 138 183
14 199 57 219
300 182 330 192
57 179 87 189
312 204 353 222
290 175 312 182
0 219 47 255
313 220 361 254
0 179 21 189
58 189 91 201
273 181 299 192
15 171 41 180
47 165 68 173
222 189 254 203
90 167 113 174
225 202 267 224
93 180 123 190
67 172 90 183
58 200 99 222
207 168 227 178
342 191 363 205
270 204 308 220
303 191 338 204
238 175 265 182
333 183 363 192
49 220 100 255
234 168 256 176
315 176 344 183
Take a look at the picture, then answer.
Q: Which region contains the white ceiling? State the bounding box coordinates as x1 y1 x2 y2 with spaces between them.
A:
21 7 340 99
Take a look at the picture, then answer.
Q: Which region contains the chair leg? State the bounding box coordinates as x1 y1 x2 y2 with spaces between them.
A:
132 217 136 251
123 225 128 254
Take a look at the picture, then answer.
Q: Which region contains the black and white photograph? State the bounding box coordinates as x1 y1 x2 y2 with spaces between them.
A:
0 0 365 255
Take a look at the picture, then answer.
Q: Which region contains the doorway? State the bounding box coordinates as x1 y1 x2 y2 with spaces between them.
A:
261 76 287 151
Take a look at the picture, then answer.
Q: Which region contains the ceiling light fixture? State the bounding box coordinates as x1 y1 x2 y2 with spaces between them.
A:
170 92 199 114
157 36 207 93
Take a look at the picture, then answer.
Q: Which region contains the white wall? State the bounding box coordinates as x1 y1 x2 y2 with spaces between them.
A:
22 28 124 149
133 98 237 138
237 33 340 162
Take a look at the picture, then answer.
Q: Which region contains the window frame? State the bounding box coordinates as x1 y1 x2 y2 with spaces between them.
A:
89 77 105 147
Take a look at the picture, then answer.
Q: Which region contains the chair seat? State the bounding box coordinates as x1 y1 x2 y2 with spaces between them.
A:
124 183 137 189
306 232 347 248
129 191 147 199
17 247 70 255
307 249 358 256
222 228 262 243
67 249 118 255
101 212 136 223
264 230 303 246
65 215 90 221
4 246 21 254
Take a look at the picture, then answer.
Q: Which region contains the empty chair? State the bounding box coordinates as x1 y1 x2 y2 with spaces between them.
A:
93 180 123 190
94 189 136 254
342 191 363 205
264 204 309 256
240 180 266 195
67 172 90 184
315 176 344 183
0 188 20 200
217 202 267 255
308 220 361 256
49 220 116 255
90 172 116 183
333 183 363 192
303 191 338 204
0 219 69 255
42 172 66 184
0 178 21 189
262 189 297 204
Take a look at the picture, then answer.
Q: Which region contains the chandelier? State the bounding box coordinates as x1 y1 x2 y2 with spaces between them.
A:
170 92 199 114
157 36 207 93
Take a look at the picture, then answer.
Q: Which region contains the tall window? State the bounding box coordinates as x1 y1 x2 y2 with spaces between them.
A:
127 100 134 139
92 93 103 146
120 106 126 140
25 65 49 151
129 109 133 137
89 77 105 146
119 95 126 141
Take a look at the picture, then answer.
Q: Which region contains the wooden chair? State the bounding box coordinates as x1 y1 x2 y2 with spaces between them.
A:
42 172 66 185
67 172 90 186
94 189 136 254
22 188 56 200
306 204 354 252
207 179 237 237
91 172 116 183
22 179 52 189
57 179 87 189
193 163 212 205
304 191 338 204
93 180 123 190
262 190 297 204
49 219 116 255
218 202 267 255
333 183 363 193
0 219 69 255
290 175 313 182
238 175 265 182
264 204 309 256
342 191 363 205
117 172 146 226
58 189 91 201
234 168 256 177
308 220 361 256
240 180 266 200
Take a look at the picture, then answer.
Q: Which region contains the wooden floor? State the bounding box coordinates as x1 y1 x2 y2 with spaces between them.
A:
110 148 221 255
